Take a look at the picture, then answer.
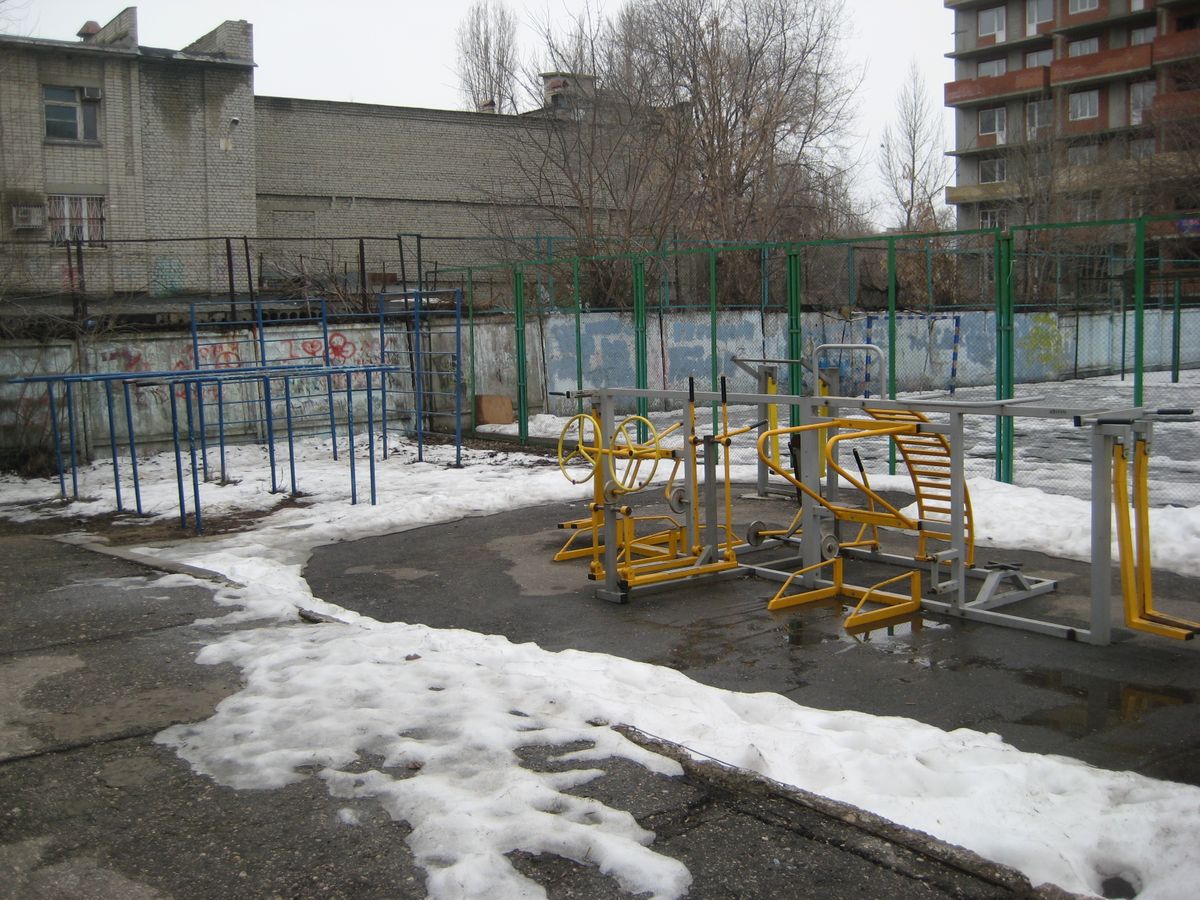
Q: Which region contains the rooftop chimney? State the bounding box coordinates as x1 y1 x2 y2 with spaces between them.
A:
77 21 101 41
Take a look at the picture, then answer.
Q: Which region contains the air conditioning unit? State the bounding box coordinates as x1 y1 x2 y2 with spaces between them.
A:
10 204 46 229
82 86 103 100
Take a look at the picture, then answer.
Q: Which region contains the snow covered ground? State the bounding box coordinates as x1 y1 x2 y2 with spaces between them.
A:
2 376 1200 898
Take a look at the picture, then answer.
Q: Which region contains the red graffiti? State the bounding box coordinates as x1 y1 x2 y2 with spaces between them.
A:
328 331 357 361
301 339 324 357
102 348 146 372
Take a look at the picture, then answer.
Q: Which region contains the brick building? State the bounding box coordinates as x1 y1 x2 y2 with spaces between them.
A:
0 8 562 307
945 0 1200 229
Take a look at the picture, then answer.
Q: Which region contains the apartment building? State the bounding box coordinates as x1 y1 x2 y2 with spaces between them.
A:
945 0 1200 229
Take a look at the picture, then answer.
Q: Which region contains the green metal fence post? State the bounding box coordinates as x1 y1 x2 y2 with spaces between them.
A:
709 249 719 430
995 231 1015 483
887 236 897 475
633 257 649 428
513 266 529 444
1134 217 1146 408
1173 278 1182 384
787 246 803 427
467 268 477 431
573 257 584 411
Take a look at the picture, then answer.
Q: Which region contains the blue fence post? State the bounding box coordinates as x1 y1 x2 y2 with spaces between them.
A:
170 384 187 529
366 368 377 505
47 384 66 499
262 375 278 493
122 381 143 515
183 381 203 533
104 380 123 512
284 374 298 495
64 380 79 499
345 372 357 505
216 379 228 484
190 306 210 481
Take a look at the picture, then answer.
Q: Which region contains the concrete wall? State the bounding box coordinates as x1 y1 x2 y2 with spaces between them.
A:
3 305 1198 457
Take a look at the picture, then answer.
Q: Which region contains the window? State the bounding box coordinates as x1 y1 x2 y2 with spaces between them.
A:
1026 48 1054 67
1073 195 1099 221
978 58 1007 77
1130 81 1156 125
1027 0 1053 36
1069 89 1100 120
1130 137 1156 159
1026 98 1053 136
1068 37 1100 57
979 105 1007 136
1069 0 1099 13
979 205 1006 230
1131 26 1157 46
47 195 105 246
979 6 1006 40
1131 0 1146 10
979 156 1007 183
1068 143 1099 165
43 86 100 142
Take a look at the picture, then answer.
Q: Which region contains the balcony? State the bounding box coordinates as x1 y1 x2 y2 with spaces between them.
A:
1050 43 1153 86
1149 89 1200 123
1154 29 1200 65
945 181 1020 205
946 67 1050 107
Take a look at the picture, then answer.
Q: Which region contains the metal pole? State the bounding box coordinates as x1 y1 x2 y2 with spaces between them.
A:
786 247 803 428
170 385 186 528
242 236 255 302
322 299 338 461
1172 278 1182 383
377 293 389 460
573 258 583 412
65 380 79 499
1134 217 1146 408
1089 425 1114 646
514 267 529 444
346 373 357 505
708 249 719 431
284 375 298 495
633 257 648 432
48 384 66 499
225 237 237 320
216 379 227 484
366 370 377 505
104 380 123 512
887 237 897 476
122 381 143 515
454 288 464 467
359 237 369 311
263 375 278 493
183 381 203 533
414 288 425 462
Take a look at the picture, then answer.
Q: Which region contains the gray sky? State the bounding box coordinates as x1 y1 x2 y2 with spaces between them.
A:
12 0 954 222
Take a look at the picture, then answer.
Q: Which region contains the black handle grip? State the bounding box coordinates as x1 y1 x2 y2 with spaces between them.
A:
1157 408 1194 416
689 377 695 403
720 376 727 403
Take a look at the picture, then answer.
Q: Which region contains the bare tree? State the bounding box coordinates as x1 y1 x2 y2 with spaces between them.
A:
878 60 951 232
456 0 520 114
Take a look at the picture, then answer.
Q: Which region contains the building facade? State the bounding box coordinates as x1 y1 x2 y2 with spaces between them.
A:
945 0 1200 229
0 8 566 310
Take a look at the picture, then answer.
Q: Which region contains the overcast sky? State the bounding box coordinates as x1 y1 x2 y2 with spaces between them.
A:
10 1 955 222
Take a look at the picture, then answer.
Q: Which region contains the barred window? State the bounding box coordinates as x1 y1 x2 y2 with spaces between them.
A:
48 195 105 246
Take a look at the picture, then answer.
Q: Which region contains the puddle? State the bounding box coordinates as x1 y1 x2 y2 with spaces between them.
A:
1016 669 1196 737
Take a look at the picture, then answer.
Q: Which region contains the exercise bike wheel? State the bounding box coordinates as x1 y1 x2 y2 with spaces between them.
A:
557 413 602 484
607 415 661 494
